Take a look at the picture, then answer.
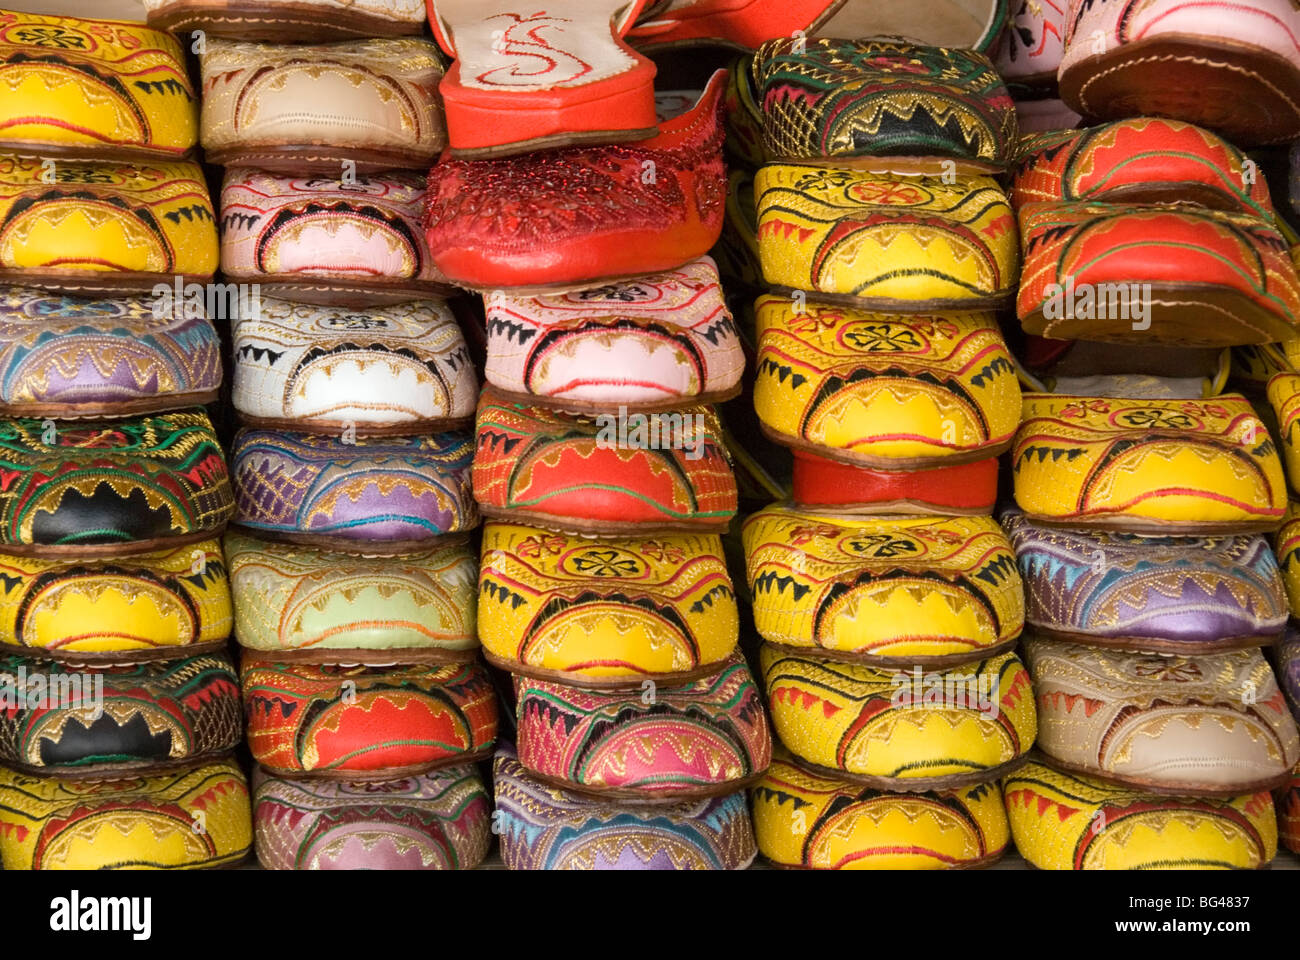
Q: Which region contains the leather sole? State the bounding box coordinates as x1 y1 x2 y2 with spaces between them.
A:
236 413 473 438
1060 35 1300 146
0 391 220 420
147 0 424 41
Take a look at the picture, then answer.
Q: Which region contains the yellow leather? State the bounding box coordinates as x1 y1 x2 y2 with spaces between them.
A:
0 760 252 869
1013 393 1287 532
753 295 1020 466
478 522 738 685
0 540 230 657
755 165 1018 309
0 156 218 282
743 505 1024 663
1005 760 1277 870
1268 373 1300 493
759 644 1036 783
752 753 1009 869
0 12 197 160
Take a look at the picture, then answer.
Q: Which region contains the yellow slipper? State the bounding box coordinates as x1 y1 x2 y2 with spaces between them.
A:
759 643 1036 789
755 165 1018 312
752 752 1009 869
753 294 1020 468
1013 393 1287 533
743 504 1023 665
479 521 738 686
1005 759 1277 870
0 759 252 869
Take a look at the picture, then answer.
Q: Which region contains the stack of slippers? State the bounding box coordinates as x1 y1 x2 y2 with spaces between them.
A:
140 0 498 870
0 10 250 869
734 38 1037 869
415 2 775 869
1002 20 1300 864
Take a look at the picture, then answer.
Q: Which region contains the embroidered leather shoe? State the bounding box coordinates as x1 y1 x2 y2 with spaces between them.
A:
243 656 498 778
0 286 221 418
200 37 446 174
1003 510 1288 654
220 168 450 304
493 744 757 870
0 411 234 557
0 157 217 294
744 505 1024 665
760 644 1036 789
231 296 476 435
1025 637 1300 794
428 1 659 159
752 752 1010 869
230 429 477 554
0 539 231 662
478 521 738 686
755 166 1018 311
0 759 252 869
0 652 241 777
1012 393 1287 533
1005 759 1277 869
226 531 477 664
754 296 1021 470
253 764 491 870
473 387 737 534
482 256 743 410
1057 0 1300 145
749 37 1017 172
0 11 197 162
514 654 771 799
423 73 726 291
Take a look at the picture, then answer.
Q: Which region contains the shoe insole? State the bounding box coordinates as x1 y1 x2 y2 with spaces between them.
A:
437 1 640 91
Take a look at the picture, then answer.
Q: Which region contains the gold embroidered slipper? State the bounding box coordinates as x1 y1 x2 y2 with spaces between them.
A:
0 157 217 295
0 12 198 163
759 643 1036 790
755 165 1018 312
752 751 1010 869
1005 758 1277 870
0 759 253 870
753 295 1021 471
1025 637 1300 796
478 521 738 687
199 37 447 174
1012 393 1287 534
744 504 1024 666
749 37 1017 173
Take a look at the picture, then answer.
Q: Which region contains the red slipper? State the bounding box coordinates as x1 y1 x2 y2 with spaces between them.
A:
424 70 727 291
429 0 659 158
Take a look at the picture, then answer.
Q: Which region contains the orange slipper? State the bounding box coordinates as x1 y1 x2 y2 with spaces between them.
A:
428 0 659 159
